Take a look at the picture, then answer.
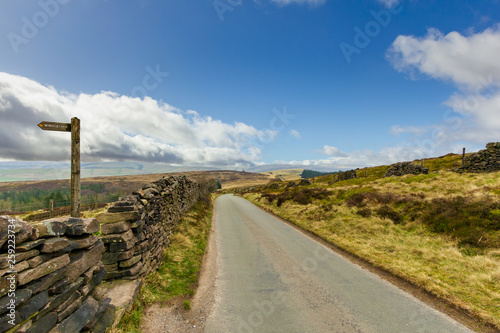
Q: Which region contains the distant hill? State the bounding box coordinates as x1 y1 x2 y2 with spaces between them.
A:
0 161 223 182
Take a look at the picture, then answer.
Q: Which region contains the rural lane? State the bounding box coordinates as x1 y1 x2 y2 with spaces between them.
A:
203 194 473 333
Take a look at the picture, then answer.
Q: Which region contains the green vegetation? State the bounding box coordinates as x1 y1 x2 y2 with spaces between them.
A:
241 170 500 329
115 199 213 333
300 169 339 179
0 183 120 212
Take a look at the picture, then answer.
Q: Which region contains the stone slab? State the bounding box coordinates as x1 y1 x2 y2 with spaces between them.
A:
92 279 142 327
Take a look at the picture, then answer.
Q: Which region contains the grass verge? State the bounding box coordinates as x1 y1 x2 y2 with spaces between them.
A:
112 199 213 333
241 171 500 331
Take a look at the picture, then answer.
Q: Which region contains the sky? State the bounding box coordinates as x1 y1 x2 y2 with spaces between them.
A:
1 0 500 170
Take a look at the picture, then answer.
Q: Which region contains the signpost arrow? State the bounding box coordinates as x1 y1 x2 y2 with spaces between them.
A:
37 118 80 217
37 121 72 132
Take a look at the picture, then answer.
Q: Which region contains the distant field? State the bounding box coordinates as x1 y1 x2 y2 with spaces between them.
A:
0 162 218 182
0 170 272 193
261 168 304 181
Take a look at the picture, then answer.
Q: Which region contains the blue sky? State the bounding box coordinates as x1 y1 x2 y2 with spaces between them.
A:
1 0 500 170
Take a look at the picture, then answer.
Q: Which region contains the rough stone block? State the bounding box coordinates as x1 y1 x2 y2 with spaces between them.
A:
49 296 99 333
27 254 53 269
65 218 99 236
24 268 66 295
32 219 67 238
18 290 49 321
0 311 20 331
0 260 29 278
107 205 135 213
96 212 138 225
16 239 45 252
101 248 134 265
41 237 71 253
83 297 111 331
0 288 32 315
0 217 37 249
66 240 104 283
55 291 82 322
92 279 142 327
27 311 58 333
72 234 98 249
100 221 132 235
86 303 115 333
38 278 84 319
48 278 69 295
18 255 70 286
79 266 106 297
0 273 16 298
100 229 134 244
119 254 142 268
0 249 40 270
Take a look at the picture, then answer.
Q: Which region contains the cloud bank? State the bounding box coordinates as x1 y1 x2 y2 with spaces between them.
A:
0 73 273 166
385 25 500 151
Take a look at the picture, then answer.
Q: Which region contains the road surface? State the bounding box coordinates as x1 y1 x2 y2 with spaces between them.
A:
204 194 473 333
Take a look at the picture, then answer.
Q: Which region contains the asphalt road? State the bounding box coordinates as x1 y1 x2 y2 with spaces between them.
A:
204 194 473 333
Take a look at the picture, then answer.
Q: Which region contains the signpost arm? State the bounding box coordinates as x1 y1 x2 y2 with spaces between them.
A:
71 117 81 218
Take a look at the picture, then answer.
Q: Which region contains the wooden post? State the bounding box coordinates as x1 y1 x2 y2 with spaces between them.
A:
49 199 54 218
71 117 81 218
462 147 466 166
421 159 424 167
94 194 98 211
365 168 367 178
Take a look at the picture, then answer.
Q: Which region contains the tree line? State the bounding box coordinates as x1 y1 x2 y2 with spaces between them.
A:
0 183 120 212
300 169 339 179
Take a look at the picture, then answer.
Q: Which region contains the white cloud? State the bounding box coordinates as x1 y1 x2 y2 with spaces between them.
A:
0 72 271 166
387 25 500 146
280 145 432 170
271 0 326 6
319 145 348 157
387 25 500 89
290 129 301 139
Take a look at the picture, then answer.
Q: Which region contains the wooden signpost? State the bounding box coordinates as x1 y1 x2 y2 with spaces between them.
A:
38 118 81 218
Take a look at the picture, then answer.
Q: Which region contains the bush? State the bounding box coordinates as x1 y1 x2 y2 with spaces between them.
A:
356 208 372 217
420 196 500 248
376 205 402 224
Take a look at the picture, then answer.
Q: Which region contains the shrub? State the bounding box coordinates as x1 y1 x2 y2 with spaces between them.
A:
420 196 500 248
356 208 372 217
376 205 402 224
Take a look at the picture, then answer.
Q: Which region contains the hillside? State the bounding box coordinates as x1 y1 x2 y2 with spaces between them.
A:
0 170 273 214
234 153 500 331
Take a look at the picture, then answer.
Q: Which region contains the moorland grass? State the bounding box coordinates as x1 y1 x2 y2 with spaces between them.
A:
242 171 500 329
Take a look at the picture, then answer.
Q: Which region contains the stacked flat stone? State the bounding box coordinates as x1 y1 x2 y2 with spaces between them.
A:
328 170 357 184
455 142 500 173
97 176 205 281
0 216 112 333
384 162 429 177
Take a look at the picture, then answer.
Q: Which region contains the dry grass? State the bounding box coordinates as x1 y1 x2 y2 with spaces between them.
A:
242 170 500 329
261 168 304 181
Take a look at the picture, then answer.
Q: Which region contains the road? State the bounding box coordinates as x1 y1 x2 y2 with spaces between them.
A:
203 194 473 333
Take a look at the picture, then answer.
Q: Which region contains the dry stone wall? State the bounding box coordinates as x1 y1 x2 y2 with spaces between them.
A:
384 162 429 177
0 215 110 333
328 170 357 184
455 142 500 173
96 175 210 280
0 175 214 333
